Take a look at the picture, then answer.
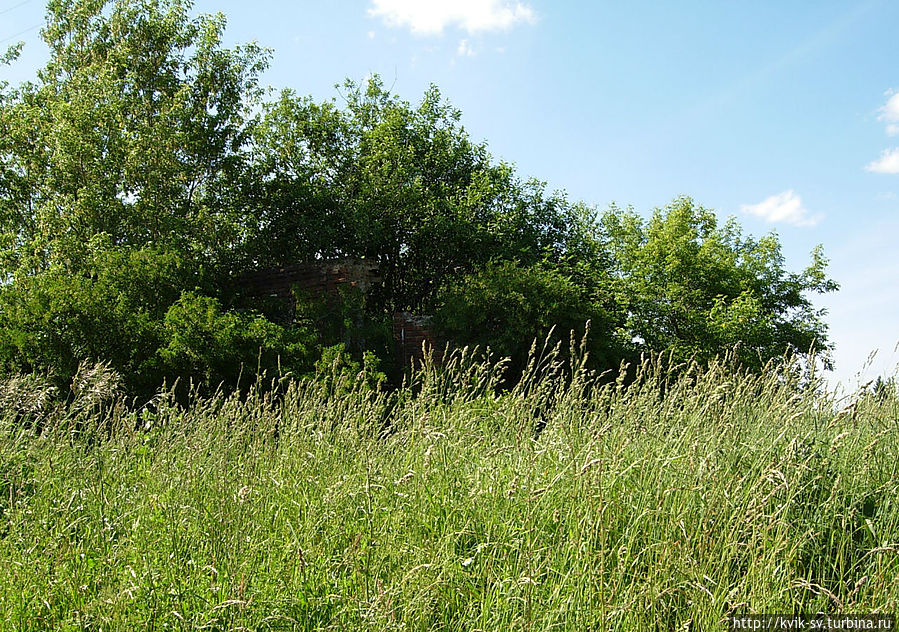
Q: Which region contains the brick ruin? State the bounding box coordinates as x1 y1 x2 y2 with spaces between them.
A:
237 259 441 369
392 311 443 369
238 259 381 306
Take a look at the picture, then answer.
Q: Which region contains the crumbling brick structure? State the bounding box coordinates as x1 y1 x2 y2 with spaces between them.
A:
238 259 441 369
392 312 443 369
238 259 381 306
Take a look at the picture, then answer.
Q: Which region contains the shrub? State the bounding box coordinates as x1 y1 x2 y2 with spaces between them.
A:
159 292 315 392
432 260 618 378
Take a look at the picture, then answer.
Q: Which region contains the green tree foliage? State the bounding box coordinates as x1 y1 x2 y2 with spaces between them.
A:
245 78 579 312
2 0 268 262
433 260 619 377
0 235 187 393
160 292 314 391
600 197 838 370
0 0 305 394
0 0 839 396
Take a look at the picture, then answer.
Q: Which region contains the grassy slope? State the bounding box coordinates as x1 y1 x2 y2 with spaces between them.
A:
1 350 897 631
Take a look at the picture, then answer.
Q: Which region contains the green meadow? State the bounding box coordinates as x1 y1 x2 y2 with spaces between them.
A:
1 346 897 630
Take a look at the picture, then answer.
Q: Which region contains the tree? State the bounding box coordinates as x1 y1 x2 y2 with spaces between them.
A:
2 0 269 262
0 1 839 394
600 197 838 370
245 77 582 313
0 0 308 394
432 260 619 378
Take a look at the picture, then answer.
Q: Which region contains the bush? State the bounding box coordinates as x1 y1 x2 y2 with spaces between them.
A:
0 241 315 397
432 260 618 378
160 292 315 392
0 241 182 394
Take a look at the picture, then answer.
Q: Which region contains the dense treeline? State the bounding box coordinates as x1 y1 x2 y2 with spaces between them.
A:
0 0 837 396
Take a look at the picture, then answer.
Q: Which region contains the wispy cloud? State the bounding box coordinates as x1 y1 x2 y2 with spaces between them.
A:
866 92 899 173
867 148 899 174
740 190 821 227
367 0 536 35
457 39 475 57
878 91 899 136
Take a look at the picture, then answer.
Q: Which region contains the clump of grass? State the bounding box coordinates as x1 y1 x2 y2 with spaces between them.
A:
0 347 897 630
0 371 58 424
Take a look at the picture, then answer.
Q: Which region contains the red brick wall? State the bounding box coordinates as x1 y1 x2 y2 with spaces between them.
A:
238 260 444 370
393 312 443 369
238 259 381 301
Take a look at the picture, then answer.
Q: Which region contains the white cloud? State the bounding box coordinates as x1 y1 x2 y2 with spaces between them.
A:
740 190 821 227
864 93 899 167
878 91 899 132
866 148 899 174
368 0 536 35
457 39 475 57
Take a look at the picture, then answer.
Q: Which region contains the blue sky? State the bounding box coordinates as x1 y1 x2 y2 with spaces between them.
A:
3 0 898 390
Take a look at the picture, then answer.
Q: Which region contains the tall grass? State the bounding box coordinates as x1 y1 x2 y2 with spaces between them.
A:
0 346 897 630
